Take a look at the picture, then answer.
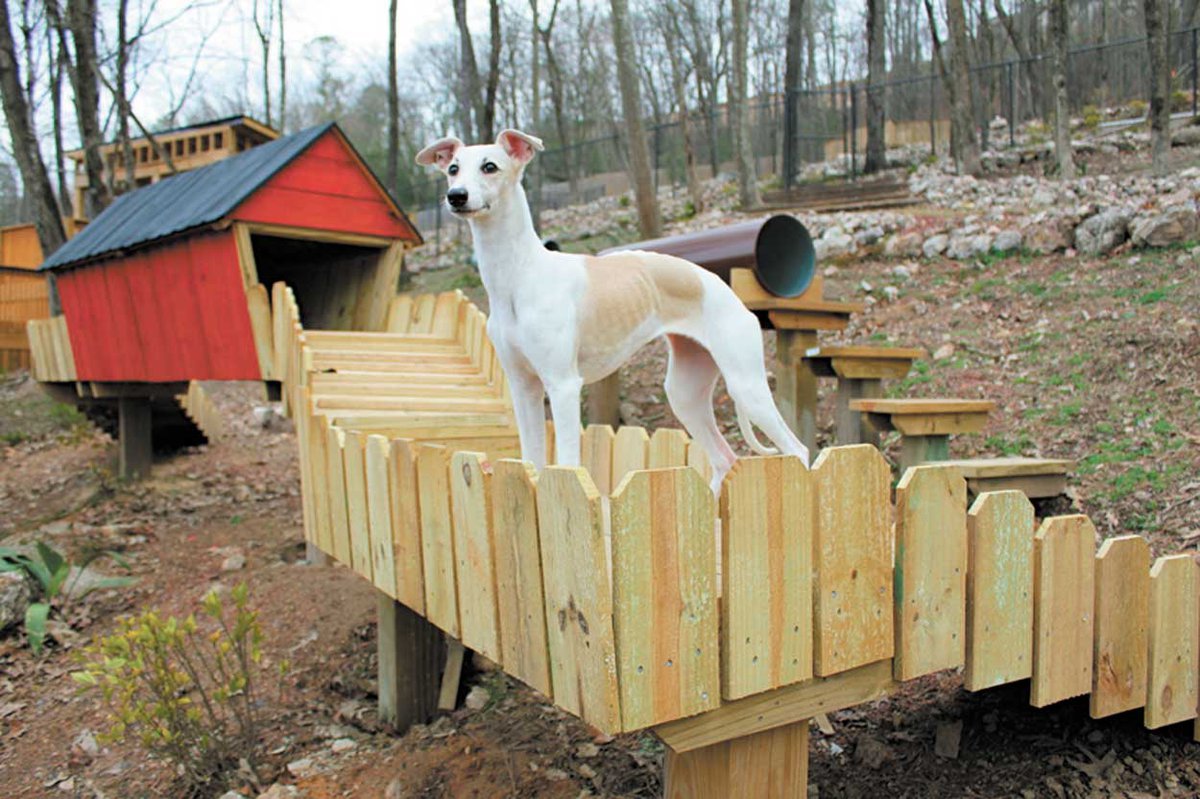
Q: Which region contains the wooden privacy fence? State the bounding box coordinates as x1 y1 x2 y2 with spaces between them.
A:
1 267 50 371
277 285 1200 742
26 316 76 382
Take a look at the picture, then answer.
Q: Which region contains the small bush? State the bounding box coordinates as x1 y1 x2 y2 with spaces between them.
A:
1127 99 1149 118
1081 105 1102 130
72 584 284 796
1171 90 1192 113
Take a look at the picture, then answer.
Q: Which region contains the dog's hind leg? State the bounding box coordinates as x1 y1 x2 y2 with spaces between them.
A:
664 334 738 494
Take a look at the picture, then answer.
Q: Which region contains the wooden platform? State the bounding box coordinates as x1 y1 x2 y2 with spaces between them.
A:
851 398 996 472
939 457 1073 499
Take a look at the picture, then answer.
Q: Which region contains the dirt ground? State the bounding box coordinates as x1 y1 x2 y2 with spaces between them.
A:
2 181 1200 797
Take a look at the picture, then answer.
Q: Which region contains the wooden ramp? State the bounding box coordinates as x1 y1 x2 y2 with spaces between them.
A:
277 282 1200 756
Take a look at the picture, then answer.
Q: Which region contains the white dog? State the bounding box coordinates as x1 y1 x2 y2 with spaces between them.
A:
416 129 809 492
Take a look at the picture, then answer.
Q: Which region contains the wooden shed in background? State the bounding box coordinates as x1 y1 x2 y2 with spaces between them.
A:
0 224 53 370
30 121 422 476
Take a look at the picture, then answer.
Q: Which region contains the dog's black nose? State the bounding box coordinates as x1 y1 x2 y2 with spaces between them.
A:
446 187 468 209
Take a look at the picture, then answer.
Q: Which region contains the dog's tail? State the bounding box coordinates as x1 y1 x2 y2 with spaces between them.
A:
735 404 779 456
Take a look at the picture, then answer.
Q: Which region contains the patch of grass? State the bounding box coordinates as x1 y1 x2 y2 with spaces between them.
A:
969 277 1005 300
889 360 932 396
984 433 1034 456
449 270 483 290
1051 402 1083 425
1136 288 1167 305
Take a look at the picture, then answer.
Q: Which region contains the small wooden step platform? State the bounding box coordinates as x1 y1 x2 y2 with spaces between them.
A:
939 457 1073 499
850 398 997 472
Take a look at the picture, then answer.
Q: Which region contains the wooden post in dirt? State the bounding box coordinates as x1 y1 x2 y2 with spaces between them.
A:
377 592 443 731
663 720 810 799
118 396 153 479
773 329 820 455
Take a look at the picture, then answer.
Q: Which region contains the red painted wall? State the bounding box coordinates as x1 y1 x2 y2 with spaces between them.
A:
56 230 262 381
230 131 420 242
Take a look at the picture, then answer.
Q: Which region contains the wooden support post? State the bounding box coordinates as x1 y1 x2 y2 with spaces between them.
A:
774 330 819 455
664 719 810 799
118 396 153 480
586 372 622 427
377 592 443 732
900 434 949 474
834 377 880 446
438 639 466 711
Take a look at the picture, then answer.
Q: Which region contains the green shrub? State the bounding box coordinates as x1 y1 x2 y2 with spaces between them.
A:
1127 99 1149 118
0 542 135 654
1081 105 1101 130
1171 90 1192 113
72 584 284 796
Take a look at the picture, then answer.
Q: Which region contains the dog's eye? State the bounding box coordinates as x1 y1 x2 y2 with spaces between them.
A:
481 162 499 174
447 164 459 176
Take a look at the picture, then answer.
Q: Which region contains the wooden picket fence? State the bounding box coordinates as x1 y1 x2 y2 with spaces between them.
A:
26 315 76 382
279 285 1200 740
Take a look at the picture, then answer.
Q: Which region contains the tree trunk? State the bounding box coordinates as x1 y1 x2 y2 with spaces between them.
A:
783 0 805 185
1049 0 1075 178
253 0 271 128
730 0 758 208
48 22 71 218
529 0 539 129
1144 0 1170 175
277 0 285 129
992 0 1043 117
116 0 137 194
0 0 65 255
665 19 703 214
682 0 720 179
452 0 482 140
945 0 981 175
386 0 398 193
610 0 661 238
864 0 887 173
481 0 501 141
61 0 110 217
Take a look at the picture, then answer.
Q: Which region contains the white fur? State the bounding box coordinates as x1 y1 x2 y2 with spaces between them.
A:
417 130 810 493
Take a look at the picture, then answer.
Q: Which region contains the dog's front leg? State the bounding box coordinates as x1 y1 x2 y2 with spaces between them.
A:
508 370 548 469
546 376 583 467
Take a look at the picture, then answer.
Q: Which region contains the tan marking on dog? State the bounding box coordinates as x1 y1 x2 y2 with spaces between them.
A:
577 252 705 360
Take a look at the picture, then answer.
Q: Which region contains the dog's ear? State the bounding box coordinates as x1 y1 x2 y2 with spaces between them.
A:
415 136 464 169
497 129 544 165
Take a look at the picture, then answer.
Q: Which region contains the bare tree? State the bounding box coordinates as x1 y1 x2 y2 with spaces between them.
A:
0 0 65 254
730 0 758 208
277 0 285 129
451 0 502 141
252 0 273 127
482 0 501 140
47 20 71 217
992 0 1043 116
1048 0 1074 178
926 0 980 175
864 0 886 173
529 0 539 128
452 0 481 139
782 0 805 185
387 0 398 192
610 0 660 237
661 12 703 213
536 0 575 195
1143 0 1169 175
114 0 136 193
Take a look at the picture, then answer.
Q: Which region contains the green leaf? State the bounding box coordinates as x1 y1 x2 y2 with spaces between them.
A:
25 602 50 655
36 542 65 578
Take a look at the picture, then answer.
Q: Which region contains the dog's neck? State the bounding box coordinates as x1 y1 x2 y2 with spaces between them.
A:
463 181 544 306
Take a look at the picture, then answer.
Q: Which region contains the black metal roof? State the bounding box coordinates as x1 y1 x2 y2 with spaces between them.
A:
42 122 335 271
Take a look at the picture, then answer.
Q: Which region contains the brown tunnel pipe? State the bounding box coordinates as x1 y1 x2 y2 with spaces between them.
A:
593 215 816 298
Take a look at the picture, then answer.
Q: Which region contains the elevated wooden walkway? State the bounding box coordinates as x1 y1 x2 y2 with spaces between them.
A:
274 283 1199 798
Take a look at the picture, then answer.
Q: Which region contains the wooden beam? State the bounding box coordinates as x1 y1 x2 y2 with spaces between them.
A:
664 718 809 799
377 592 443 731
654 659 895 753
438 639 466 711
117 396 153 480
238 221 396 248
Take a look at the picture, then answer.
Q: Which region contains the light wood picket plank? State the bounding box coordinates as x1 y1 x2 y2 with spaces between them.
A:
417 444 459 636
582 425 615 495
389 439 426 613
612 467 719 728
342 431 373 581
1146 555 1199 728
686 442 712 486
324 424 352 565
894 465 967 681
536 467 621 733
450 452 501 662
720 455 813 699
648 428 689 468
812 445 893 676
613 426 650 488
365 435 397 596
491 460 551 696
965 491 1035 691
1031 516 1096 707
1091 535 1149 718
309 407 334 556
386 294 414 333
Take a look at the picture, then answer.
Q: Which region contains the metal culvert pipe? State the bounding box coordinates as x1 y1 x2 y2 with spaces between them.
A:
598 214 817 298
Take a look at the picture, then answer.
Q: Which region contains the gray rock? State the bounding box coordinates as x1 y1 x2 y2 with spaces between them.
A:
0 572 32 633
815 227 856 260
890 264 913 280
884 231 924 258
992 230 1023 252
1131 206 1199 248
1025 220 1072 254
854 226 885 247
946 234 992 260
1074 208 1132 256
1171 126 1200 147
922 233 949 258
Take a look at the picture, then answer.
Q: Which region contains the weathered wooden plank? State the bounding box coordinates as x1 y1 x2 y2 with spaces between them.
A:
648 428 690 469
894 465 967 681
812 445 893 676
1031 516 1096 707
389 439 425 614
964 491 1035 691
309 408 334 556
612 426 650 488
612 467 719 729
324 424 352 565
1090 535 1149 718
1146 555 1199 728
364 435 397 596
664 720 809 799
450 452 501 662
582 424 616 495
720 455 813 699
491 460 551 696
342 431 373 581
536 467 620 733
417 444 459 637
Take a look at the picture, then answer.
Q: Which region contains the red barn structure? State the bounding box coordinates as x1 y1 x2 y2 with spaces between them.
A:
30 122 422 477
